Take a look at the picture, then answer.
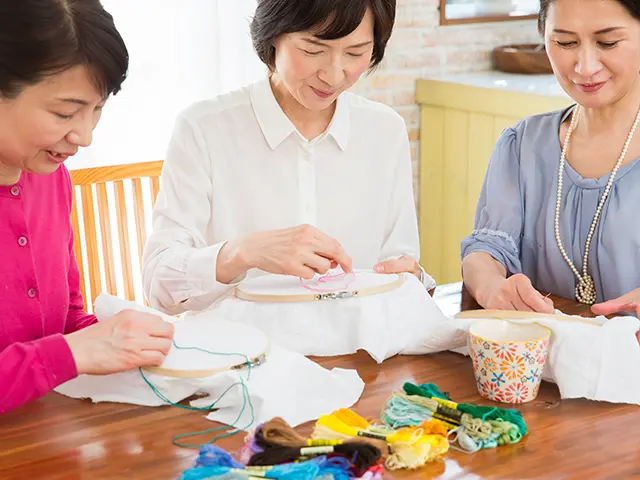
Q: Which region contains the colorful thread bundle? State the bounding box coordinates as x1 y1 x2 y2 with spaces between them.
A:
309 408 449 470
179 444 382 479
381 382 527 453
240 417 386 477
180 445 351 479
240 417 388 478
179 387 526 480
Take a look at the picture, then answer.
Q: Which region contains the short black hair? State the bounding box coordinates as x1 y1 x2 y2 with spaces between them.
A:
538 0 640 34
250 0 396 71
0 0 129 99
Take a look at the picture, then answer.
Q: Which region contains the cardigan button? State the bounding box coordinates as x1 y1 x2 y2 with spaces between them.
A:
27 288 37 298
10 186 20 197
18 236 28 247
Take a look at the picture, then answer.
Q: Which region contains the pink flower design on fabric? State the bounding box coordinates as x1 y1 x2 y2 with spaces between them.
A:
299 271 357 293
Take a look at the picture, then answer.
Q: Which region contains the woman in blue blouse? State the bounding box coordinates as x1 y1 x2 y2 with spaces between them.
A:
461 0 640 336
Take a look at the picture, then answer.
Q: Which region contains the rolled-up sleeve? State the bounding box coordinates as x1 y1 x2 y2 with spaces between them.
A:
461 127 524 275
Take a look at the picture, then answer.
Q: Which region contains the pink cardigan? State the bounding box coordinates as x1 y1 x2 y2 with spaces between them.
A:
0 166 96 413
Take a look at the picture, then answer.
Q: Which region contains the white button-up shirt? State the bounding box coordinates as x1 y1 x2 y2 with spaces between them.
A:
143 77 432 315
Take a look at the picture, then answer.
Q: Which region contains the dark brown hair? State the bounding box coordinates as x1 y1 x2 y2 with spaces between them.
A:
250 0 396 71
539 0 640 34
0 0 128 99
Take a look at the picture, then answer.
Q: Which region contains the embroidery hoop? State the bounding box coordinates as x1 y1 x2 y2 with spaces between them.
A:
234 270 405 303
455 309 603 327
142 317 271 379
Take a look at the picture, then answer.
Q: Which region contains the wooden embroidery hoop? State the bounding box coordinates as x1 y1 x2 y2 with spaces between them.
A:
142 318 271 379
234 271 405 303
455 309 603 327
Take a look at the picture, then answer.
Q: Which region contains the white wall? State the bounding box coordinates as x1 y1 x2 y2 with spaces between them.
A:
66 0 265 171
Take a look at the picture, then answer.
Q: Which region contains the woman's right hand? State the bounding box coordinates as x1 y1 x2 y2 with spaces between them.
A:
65 310 175 375
480 273 555 313
218 224 353 282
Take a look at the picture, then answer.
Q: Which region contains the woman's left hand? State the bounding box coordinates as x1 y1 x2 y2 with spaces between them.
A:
592 289 640 343
374 255 421 279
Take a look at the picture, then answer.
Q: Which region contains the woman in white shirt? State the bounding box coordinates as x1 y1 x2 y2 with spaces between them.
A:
143 0 434 315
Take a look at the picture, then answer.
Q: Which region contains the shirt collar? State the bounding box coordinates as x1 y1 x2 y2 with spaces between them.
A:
250 77 296 150
326 93 350 151
250 77 350 151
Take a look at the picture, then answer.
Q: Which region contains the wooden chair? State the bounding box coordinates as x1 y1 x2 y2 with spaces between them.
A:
69 161 164 312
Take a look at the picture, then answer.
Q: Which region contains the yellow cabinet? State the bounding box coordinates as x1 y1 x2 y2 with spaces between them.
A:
416 76 571 285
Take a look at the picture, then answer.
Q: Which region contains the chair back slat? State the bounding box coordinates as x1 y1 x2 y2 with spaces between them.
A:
80 184 101 305
131 177 147 271
69 160 163 311
113 180 135 303
96 182 117 295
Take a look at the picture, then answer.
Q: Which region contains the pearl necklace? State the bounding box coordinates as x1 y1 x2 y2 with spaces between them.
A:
555 104 640 304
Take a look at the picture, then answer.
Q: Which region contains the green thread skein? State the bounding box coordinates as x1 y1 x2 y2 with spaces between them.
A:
404 382 528 437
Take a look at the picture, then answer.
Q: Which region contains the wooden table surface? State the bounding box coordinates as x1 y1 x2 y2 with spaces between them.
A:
1 283 638 480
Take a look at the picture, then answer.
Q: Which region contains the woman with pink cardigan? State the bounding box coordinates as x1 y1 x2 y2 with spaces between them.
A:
0 0 174 414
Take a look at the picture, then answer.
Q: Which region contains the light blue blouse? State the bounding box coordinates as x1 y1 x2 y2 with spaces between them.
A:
461 105 640 303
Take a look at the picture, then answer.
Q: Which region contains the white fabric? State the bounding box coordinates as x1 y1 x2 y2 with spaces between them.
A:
410 311 640 405
54 294 365 429
214 272 451 363
142 76 434 317
95 294 271 374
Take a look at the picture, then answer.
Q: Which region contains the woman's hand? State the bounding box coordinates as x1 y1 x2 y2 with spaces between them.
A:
65 310 175 375
374 255 421 280
218 224 353 282
480 273 555 314
592 289 640 343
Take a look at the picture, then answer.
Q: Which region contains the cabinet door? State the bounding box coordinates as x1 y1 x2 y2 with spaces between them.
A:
417 80 571 284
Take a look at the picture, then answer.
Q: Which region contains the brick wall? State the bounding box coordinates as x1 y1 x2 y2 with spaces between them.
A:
351 0 542 195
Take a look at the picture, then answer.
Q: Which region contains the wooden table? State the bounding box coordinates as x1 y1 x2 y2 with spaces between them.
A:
1 284 638 479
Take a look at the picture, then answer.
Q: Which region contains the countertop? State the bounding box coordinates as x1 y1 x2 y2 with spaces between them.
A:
423 70 570 98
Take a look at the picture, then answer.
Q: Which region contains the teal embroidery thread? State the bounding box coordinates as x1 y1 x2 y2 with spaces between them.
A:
139 339 258 448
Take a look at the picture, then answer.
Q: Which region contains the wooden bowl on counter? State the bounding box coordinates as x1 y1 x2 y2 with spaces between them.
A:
492 43 553 74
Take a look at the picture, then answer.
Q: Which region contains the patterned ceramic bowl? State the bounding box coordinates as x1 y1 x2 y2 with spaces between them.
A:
468 319 550 404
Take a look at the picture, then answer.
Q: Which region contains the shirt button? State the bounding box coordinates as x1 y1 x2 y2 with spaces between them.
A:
27 288 37 298
18 236 28 247
10 186 20 197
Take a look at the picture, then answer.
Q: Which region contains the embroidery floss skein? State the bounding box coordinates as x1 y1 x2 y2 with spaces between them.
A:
381 392 459 430
401 382 526 450
248 443 381 475
238 418 385 477
311 408 449 470
246 419 384 475
180 446 352 480
383 391 498 442
403 382 528 436
260 417 388 452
